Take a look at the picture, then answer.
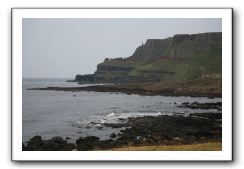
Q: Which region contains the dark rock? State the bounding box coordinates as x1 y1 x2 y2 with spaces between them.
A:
118 118 126 122
24 112 222 151
51 136 66 143
28 83 222 98
29 135 42 143
23 136 75 151
25 135 44 151
75 74 96 83
178 102 222 111
103 122 129 128
97 139 116 149
110 133 116 139
76 136 100 151
112 112 221 146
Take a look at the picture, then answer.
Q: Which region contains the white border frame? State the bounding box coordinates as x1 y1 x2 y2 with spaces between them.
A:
12 8 232 161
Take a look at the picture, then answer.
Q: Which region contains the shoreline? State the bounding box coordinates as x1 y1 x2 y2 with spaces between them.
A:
23 111 222 151
27 83 222 98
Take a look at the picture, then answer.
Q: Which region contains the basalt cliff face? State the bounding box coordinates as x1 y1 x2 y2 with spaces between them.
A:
75 32 222 84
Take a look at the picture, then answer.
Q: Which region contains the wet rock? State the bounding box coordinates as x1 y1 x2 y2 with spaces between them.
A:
97 139 117 149
118 118 126 122
178 102 222 111
189 112 222 120
103 123 129 128
113 113 221 146
23 136 75 151
110 133 116 138
44 136 75 151
24 136 43 151
76 136 100 151
24 112 222 151
51 136 66 143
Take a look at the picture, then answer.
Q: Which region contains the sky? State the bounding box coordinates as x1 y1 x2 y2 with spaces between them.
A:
23 18 222 79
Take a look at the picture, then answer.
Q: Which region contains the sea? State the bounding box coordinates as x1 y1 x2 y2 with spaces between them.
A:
23 78 222 143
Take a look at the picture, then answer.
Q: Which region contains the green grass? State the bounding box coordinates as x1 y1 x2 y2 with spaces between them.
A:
128 47 221 81
95 43 222 83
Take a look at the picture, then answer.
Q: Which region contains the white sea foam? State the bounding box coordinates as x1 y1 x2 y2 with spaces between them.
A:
106 112 115 117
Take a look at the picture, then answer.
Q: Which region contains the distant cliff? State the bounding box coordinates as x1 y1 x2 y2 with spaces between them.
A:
75 32 222 84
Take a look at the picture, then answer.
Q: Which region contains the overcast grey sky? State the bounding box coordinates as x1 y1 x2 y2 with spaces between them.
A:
23 18 221 79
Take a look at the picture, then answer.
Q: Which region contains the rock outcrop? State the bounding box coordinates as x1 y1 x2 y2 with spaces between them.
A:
22 136 75 151
75 32 222 84
23 111 222 151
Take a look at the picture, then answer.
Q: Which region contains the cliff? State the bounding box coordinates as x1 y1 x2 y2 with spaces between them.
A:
75 32 222 83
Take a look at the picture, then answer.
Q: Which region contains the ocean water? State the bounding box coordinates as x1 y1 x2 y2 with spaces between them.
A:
23 78 222 143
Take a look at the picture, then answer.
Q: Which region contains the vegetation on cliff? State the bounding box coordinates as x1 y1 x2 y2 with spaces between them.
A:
75 32 222 84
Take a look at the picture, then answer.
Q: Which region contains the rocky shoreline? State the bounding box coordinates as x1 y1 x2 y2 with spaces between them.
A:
23 111 222 151
28 83 221 98
178 102 222 111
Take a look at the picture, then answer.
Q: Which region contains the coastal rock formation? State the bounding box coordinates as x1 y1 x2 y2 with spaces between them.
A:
22 136 75 151
75 32 222 84
23 112 222 151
